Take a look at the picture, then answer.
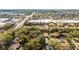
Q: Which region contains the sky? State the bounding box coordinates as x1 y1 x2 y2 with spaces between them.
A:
0 0 79 9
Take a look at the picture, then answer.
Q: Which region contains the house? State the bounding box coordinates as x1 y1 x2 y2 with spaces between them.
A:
43 33 49 38
60 40 70 50
50 32 59 38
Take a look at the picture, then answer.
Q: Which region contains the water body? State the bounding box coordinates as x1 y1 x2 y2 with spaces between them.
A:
1 18 79 27
28 19 52 23
28 19 79 23
1 18 79 24
0 18 19 28
0 18 9 23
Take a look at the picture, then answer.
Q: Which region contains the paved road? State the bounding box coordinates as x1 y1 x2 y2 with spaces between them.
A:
14 12 35 30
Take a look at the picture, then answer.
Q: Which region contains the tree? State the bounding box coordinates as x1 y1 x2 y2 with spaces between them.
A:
24 39 43 50
48 40 61 50
0 30 14 42
69 30 79 37
15 26 29 36
0 30 14 49
3 24 13 30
